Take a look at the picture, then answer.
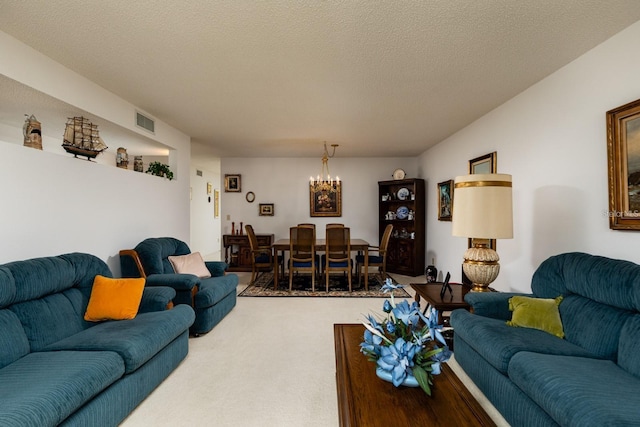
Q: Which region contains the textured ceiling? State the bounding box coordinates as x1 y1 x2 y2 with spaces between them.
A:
1 1 640 158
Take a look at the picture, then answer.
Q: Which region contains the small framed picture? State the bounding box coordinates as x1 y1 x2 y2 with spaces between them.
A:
214 189 220 218
206 182 212 195
259 203 274 216
437 179 453 221
224 174 241 192
469 152 497 174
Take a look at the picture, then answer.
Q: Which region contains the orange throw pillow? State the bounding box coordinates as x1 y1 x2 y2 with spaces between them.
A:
84 275 145 322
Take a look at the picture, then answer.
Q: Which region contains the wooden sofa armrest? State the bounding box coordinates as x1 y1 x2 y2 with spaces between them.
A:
119 249 147 279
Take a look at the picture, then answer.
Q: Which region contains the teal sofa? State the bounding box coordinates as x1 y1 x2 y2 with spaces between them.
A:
120 237 238 335
0 252 195 426
451 252 640 427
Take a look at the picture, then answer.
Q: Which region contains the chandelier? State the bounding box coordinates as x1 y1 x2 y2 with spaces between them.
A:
310 142 340 193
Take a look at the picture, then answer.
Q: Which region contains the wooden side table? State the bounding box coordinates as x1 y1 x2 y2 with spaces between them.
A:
410 282 471 325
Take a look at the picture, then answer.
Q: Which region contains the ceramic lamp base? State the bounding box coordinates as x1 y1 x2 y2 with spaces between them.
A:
462 244 500 292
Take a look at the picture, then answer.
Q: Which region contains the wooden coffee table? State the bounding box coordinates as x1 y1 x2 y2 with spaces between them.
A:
334 323 496 427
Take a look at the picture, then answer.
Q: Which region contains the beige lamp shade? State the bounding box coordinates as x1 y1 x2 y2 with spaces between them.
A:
452 174 513 239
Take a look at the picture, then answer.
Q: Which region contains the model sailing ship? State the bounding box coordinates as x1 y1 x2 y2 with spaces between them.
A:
62 116 108 160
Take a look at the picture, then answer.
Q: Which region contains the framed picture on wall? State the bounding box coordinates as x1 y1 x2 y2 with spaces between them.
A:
214 189 219 218
607 98 640 230
259 203 274 216
309 182 342 217
469 152 497 174
224 174 241 192
437 179 453 221
468 152 497 247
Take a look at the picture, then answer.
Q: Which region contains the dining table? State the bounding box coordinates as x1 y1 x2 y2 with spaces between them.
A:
271 238 371 290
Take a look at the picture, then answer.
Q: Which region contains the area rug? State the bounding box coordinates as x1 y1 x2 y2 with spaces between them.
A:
238 272 411 298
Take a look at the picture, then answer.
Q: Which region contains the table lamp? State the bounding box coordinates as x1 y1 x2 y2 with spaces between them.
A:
452 174 513 292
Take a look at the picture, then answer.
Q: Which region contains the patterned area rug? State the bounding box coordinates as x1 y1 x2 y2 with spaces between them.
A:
238 272 410 298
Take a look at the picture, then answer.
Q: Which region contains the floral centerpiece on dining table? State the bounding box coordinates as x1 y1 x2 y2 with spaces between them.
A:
360 278 451 396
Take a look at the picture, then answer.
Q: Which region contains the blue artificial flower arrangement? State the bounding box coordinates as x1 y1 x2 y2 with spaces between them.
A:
360 278 451 396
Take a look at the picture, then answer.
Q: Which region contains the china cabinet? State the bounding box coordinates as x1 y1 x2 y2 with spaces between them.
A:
378 178 425 276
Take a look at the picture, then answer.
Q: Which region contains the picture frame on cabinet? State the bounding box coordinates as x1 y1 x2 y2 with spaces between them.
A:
469 152 497 174
224 174 241 192
259 203 274 216
606 98 640 230
310 182 342 217
437 179 453 221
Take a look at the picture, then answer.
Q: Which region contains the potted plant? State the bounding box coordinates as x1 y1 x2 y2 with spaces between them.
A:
146 161 174 180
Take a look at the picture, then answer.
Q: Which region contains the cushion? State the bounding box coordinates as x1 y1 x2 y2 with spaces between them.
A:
507 295 565 338
84 275 145 322
168 252 211 278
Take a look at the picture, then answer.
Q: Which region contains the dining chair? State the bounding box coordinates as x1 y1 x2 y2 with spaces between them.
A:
289 225 317 291
245 224 282 286
356 224 393 289
323 226 352 292
326 223 345 228
297 223 321 276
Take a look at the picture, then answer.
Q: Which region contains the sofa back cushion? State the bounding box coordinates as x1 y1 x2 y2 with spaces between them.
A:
532 252 640 360
134 237 191 275
1 253 112 351
532 252 640 310
0 310 30 368
618 315 640 378
559 294 632 360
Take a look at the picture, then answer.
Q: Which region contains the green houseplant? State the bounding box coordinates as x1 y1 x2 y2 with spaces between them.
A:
146 161 174 180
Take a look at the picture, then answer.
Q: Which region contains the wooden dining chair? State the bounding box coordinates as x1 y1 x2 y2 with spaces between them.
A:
356 224 393 290
245 224 282 286
297 223 321 276
289 225 317 291
323 226 352 292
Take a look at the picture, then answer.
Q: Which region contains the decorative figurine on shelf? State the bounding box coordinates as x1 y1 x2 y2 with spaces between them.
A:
116 147 129 169
62 116 108 160
23 114 42 150
231 222 235 235
425 265 438 283
239 222 243 235
134 156 144 172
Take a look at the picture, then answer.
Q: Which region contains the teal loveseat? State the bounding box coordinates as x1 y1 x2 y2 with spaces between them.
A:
0 252 195 426
120 237 238 335
451 252 640 426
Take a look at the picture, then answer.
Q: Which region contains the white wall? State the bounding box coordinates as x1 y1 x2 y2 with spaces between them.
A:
0 31 191 273
420 20 640 292
221 157 417 245
190 162 222 260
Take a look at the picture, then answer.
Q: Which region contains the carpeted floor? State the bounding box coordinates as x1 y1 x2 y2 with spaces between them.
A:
238 272 411 297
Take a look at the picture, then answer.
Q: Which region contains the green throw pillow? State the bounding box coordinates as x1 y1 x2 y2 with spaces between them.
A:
507 295 565 338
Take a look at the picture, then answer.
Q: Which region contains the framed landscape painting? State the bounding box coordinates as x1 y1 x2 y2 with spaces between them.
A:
607 98 640 230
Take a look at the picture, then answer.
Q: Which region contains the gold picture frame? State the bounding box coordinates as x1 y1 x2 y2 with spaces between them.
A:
310 182 342 217
224 174 241 192
437 179 453 221
259 203 274 216
214 189 219 218
468 152 497 247
607 98 640 230
469 152 497 174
